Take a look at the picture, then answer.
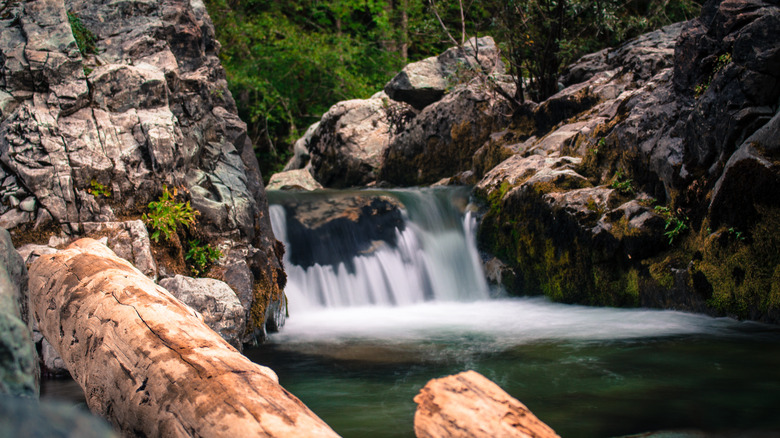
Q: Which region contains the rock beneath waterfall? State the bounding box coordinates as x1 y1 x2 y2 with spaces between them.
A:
158 275 246 350
384 36 505 110
413 370 560 438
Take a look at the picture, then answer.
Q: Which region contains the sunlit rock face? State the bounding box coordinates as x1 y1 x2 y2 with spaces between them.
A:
0 0 285 336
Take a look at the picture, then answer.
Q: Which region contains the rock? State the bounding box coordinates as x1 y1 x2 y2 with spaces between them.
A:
82 221 157 280
0 396 117 438
0 0 286 335
275 193 404 270
709 107 780 230
0 228 38 397
41 338 69 377
307 92 402 188
159 275 246 350
413 370 560 438
380 83 513 186
283 122 319 171
29 238 338 438
16 245 57 269
385 36 505 110
267 169 323 191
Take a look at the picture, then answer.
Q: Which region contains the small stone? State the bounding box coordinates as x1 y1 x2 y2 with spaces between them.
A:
18 197 35 212
8 196 19 208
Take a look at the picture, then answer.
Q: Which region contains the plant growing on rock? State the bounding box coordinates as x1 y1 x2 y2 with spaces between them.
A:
143 186 199 242
67 11 97 56
654 206 688 244
186 240 223 276
609 171 635 196
694 52 732 98
87 179 111 198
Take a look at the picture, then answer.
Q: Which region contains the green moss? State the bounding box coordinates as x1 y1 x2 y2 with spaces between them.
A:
67 11 97 56
692 205 780 319
648 257 676 290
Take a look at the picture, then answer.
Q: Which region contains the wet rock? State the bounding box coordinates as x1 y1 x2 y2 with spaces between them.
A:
159 275 246 350
385 36 504 110
267 169 323 191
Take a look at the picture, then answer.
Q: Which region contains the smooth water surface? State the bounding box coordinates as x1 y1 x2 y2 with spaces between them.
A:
250 299 780 437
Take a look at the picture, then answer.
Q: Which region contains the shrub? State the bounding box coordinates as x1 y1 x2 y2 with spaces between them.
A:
654 206 688 244
186 240 222 276
87 179 111 198
142 186 198 242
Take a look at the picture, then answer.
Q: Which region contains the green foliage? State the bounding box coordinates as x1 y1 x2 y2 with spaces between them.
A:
654 205 688 244
67 11 97 56
609 171 635 195
728 227 745 241
142 186 199 242
87 179 111 198
186 240 223 276
694 52 732 97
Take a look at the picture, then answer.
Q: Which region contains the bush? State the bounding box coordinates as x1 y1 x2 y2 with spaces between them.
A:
186 240 223 276
142 186 198 242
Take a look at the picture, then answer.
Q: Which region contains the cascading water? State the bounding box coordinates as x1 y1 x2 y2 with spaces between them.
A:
269 187 489 312
254 187 780 438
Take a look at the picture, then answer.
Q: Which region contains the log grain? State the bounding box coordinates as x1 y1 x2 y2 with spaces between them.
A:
414 370 560 438
29 238 339 438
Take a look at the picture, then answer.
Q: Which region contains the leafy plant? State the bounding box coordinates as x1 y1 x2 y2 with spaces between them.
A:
694 52 732 98
142 186 199 242
87 179 111 198
609 171 635 195
186 240 223 276
728 227 745 241
654 206 688 244
67 11 97 56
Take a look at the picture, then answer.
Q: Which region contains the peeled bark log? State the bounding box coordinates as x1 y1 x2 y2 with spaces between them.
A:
414 370 560 438
29 238 339 438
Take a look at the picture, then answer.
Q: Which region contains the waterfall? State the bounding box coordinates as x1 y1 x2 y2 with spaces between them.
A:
269 187 489 313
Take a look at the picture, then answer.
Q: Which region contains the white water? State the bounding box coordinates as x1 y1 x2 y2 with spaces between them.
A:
269 188 745 352
269 189 489 313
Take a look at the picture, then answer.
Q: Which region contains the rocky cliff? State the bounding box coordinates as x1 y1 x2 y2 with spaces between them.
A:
0 0 285 337
281 0 780 323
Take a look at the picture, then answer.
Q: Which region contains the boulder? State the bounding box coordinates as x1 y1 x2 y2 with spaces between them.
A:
0 229 38 397
283 122 319 171
385 36 504 110
307 92 409 188
267 169 323 191
413 370 560 438
0 0 286 336
380 83 513 186
159 275 246 350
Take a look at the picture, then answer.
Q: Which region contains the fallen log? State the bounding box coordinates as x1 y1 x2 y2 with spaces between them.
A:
29 238 339 438
413 370 560 438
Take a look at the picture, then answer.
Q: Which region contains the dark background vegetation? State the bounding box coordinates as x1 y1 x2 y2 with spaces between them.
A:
204 0 701 181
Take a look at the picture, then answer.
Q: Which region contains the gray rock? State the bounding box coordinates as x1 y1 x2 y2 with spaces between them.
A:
267 169 323 191
158 275 246 350
41 338 68 377
0 228 37 397
283 122 319 171
16 245 57 270
0 396 117 438
385 36 504 110
0 0 286 335
307 92 400 188
18 198 35 213
81 221 157 280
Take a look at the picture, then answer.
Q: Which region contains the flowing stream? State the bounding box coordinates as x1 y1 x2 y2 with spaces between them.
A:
250 187 780 438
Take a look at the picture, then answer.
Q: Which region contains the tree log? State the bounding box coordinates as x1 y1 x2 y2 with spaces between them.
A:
29 238 339 438
414 370 560 438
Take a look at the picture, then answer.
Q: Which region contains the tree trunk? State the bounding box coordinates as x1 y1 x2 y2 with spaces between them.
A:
413 370 560 438
29 238 340 438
